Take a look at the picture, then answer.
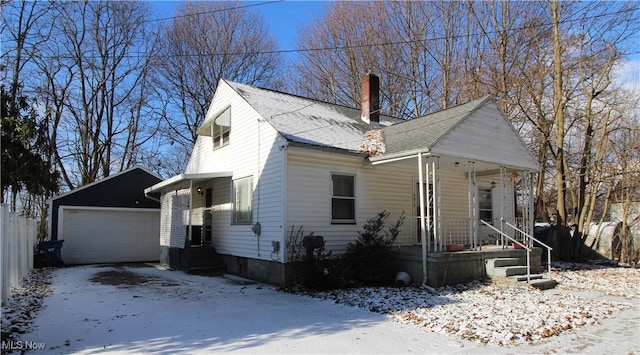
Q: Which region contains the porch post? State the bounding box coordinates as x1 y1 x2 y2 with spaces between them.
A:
528 172 535 239
468 161 477 250
425 160 432 252
433 157 441 252
418 153 428 285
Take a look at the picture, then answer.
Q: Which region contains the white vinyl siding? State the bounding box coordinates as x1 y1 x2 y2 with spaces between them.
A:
286 148 415 254
432 104 538 171
183 81 286 261
286 149 519 254
160 188 190 249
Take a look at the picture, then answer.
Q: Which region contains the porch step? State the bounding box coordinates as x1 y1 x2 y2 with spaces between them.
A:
508 273 544 282
486 257 520 268
186 245 226 273
489 265 529 277
527 278 559 290
485 258 523 277
485 258 557 290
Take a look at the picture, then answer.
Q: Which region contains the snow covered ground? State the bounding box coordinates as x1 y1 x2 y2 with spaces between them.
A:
2 262 639 354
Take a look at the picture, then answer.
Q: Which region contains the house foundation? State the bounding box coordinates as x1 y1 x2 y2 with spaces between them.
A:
219 254 287 284
388 245 542 288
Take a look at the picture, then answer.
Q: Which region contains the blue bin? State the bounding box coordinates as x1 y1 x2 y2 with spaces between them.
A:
36 240 64 266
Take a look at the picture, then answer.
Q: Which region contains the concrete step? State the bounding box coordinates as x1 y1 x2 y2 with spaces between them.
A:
527 278 559 290
485 258 523 277
490 265 529 277
486 257 521 268
485 257 558 290
186 245 227 272
508 273 544 282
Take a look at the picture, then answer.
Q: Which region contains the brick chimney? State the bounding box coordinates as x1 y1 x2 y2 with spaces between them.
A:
361 73 380 124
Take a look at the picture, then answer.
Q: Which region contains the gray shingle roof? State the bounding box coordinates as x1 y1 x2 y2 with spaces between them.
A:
226 81 401 153
225 81 503 162
381 96 493 156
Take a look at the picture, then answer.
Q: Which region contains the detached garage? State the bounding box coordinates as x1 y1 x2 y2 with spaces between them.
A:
48 166 162 265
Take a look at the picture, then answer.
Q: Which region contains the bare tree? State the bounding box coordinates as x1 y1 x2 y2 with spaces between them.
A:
295 2 423 118
150 0 282 171
32 1 158 188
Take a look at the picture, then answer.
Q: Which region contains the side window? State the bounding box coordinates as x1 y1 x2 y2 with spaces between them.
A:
212 107 231 149
478 187 493 222
332 174 355 223
232 176 252 224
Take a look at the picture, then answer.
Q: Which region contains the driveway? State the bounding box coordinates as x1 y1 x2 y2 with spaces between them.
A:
6 264 640 354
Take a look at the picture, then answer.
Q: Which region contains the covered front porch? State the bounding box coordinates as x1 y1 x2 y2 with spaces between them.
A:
370 152 541 287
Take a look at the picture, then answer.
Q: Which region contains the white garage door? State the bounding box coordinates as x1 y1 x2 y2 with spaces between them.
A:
59 206 160 264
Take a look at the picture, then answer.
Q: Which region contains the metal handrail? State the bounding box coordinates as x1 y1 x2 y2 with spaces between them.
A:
480 220 532 283
503 219 553 279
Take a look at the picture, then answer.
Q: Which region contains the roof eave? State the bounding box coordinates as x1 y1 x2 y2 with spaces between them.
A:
48 166 162 203
144 171 233 195
368 148 432 165
287 141 369 158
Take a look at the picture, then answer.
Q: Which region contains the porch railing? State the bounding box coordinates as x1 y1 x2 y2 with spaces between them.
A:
441 217 470 247
440 217 511 250
503 219 553 278
480 219 533 283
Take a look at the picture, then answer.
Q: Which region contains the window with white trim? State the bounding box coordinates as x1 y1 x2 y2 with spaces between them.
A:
479 187 493 222
212 107 231 149
331 174 355 223
232 176 252 224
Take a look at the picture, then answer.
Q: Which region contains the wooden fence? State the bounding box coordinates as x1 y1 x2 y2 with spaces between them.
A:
1 204 37 305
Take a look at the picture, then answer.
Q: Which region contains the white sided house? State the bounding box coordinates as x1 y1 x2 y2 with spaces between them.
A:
146 74 540 285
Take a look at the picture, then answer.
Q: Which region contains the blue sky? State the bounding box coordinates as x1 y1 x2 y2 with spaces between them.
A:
149 1 325 53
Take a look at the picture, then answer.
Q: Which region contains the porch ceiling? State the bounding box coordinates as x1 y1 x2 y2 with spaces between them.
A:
144 171 233 197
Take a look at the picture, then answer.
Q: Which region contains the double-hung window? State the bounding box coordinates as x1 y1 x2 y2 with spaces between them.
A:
212 107 231 149
478 187 493 223
331 174 355 223
232 176 252 224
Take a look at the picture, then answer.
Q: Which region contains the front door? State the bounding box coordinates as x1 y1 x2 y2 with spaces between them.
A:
203 188 213 244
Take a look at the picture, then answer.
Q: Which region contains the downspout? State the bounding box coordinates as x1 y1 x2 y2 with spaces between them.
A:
500 166 506 246
528 172 535 238
418 153 428 286
187 180 193 246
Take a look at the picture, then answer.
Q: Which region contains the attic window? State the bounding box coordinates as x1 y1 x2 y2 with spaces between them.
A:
212 107 231 149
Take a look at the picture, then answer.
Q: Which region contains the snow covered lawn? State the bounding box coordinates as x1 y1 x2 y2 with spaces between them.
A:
2 262 638 354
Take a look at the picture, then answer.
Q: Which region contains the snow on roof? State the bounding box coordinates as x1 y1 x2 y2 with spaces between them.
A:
226 80 401 153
